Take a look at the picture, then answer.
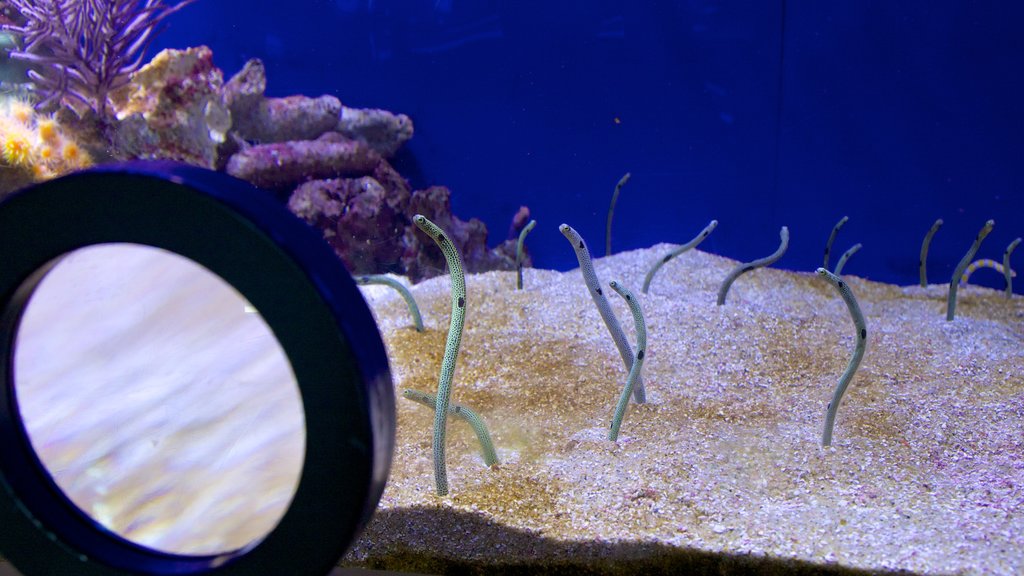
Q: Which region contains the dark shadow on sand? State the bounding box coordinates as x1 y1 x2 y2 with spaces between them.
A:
344 506 922 576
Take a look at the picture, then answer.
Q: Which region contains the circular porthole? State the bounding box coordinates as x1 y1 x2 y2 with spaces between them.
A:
0 162 395 575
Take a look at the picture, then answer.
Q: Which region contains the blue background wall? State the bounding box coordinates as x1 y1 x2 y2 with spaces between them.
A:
159 0 1023 289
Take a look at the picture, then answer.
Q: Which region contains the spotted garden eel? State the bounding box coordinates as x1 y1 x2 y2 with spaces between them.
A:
1004 237 1022 298
823 215 848 269
515 219 537 290
833 243 862 276
402 389 498 467
607 280 647 442
641 219 718 294
605 172 631 256
717 226 789 305
559 223 645 403
919 218 943 287
947 219 994 321
816 267 867 447
413 214 466 496
354 274 424 332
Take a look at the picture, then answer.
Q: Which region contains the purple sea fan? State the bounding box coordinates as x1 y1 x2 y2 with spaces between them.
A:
2 0 197 119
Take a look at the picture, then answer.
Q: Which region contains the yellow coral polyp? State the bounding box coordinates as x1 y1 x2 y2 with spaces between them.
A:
36 118 60 144
61 141 91 167
0 95 91 180
32 163 52 180
7 100 34 126
2 133 33 166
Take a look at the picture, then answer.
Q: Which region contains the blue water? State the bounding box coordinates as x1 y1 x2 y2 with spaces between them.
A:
159 1 1024 291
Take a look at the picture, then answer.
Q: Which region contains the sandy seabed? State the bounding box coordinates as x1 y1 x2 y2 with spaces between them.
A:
344 245 1023 575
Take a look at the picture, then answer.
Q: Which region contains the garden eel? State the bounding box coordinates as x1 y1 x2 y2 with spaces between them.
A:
1004 238 1022 298
833 243 862 276
605 172 631 256
354 274 424 331
816 267 867 447
959 258 1016 286
717 226 790 305
559 223 646 403
947 219 994 321
413 213 466 496
402 389 498 467
515 219 537 290
641 219 718 294
823 215 848 269
919 218 943 287
607 280 647 442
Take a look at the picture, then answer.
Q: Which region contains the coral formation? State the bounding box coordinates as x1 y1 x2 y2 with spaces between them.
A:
402 186 519 281
337 106 414 157
1 0 197 118
236 94 343 144
108 46 228 168
0 22 518 278
2 0 513 277
229 136 382 190
0 96 92 195
212 55 515 280
288 177 517 280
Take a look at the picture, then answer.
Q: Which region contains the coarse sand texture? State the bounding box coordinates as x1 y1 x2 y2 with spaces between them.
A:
347 245 1023 575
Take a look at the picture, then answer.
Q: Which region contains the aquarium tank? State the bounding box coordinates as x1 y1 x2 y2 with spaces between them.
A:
0 1 1021 575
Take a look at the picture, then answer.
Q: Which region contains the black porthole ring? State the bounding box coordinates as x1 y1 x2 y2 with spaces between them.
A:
0 161 395 575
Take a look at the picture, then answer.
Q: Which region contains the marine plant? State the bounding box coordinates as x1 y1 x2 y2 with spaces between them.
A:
354 274 423 332
413 213 466 496
515 218 536 290
1003 237 1021 298
946 219 994 321
402 389 497 467
815 267 867 447
607 280 647 442
559 223 646 403
823 215 848 269
717 226 789 305
833 243 862 276
641 219 717 294
605 172 630 256
2 0 197 120
919 218 943 287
